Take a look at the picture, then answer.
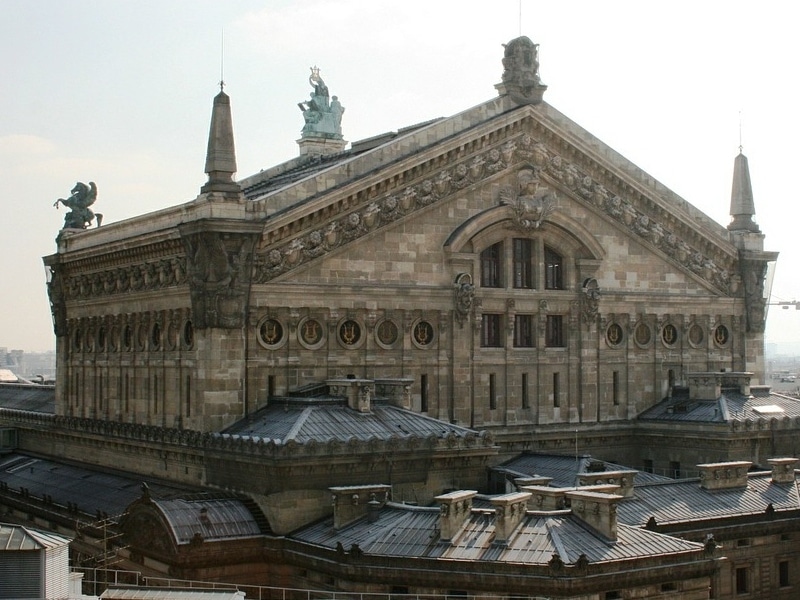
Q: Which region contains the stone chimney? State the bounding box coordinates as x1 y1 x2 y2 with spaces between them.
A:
330 484 390 530
688 372 753 400
578 470 637 498
566 490 623 540
375 378 414 409
768 458 798 484
490 492 531 545
435 490 477 542
328 378 373 413
521 486 568 511
697 461 752 490
513 476 552 490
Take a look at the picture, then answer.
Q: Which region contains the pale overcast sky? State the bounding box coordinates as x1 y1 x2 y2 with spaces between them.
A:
2 1 799 352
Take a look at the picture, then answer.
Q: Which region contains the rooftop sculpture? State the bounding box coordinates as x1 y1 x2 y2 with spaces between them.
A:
298 66 344 139
53 181 102 230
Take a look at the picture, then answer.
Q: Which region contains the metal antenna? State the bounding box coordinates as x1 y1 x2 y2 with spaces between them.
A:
519 0 522 36
219 30 225 91
738 110 743 153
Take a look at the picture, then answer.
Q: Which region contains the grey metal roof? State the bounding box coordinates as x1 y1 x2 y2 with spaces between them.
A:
0 522 71 551
102 587 245 600
0 383 55 413
0 452 200 519
224 398 478 443
291 502 703 564
618 472 800 527
152 497 262 544
494 452 670 488
638 386 800 423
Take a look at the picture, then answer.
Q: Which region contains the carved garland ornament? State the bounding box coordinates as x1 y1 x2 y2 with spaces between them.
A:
254 126 735 293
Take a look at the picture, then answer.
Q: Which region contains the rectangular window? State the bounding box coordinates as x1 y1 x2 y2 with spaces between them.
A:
481 314 503 347
553 372 560 407
670 461 681 479
521 373 529 409
512 238 533 288
421 374 428 412
612 370 620 405
736 566 750 595
544 246 563 290
643 459 653 474
514 314 535 347
545 315 564 347
481 242 503 288
185 374 191 417
779 560 790 587
489 373 497 410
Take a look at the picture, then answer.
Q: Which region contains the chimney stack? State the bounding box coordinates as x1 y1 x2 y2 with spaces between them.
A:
330 484 390 530
490 492 531 545
435 490 477 542
566 490 623 540
697 461 752 490
578 470 637 498
768 458 798 484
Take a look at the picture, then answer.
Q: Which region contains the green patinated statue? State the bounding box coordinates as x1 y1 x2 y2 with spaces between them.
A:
54 181 102 230
298 66 344 139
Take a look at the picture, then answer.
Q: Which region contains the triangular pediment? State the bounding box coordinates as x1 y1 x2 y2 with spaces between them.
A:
250 99 738 295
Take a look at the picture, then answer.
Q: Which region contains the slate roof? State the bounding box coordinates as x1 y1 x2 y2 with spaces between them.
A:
102 588 245 600
291 502 703 564
0 452 200 519
638 386 800 423
493 452 670 488
618 472 800 528
0 383 55 413
0 522 71 551
224 398 480 443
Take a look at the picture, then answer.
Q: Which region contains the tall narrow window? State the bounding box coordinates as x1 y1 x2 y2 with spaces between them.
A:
512 238 533 289
420 374 428 412
489 374 497 410
735 566 750 595
185 375 191 418
779 560 790 587
544 246 564 290
153 374 159 415
481 314 503 347
545 315 564 347
643 459 653 474
514 314 534 347
612 371 620 405
480 242 503 288
124 373 129 414
670 461 681 479
553 372 560 407
521 373 529 409
268 375 276 398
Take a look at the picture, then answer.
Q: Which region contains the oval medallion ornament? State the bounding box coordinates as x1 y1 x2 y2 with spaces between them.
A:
376 319 400 349
298 317 325 350
258 318 285 349
606 322 624 348
412 320 435 348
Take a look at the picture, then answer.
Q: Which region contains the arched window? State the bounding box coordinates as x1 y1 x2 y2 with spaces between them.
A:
481 242 503 288
544 246 564 290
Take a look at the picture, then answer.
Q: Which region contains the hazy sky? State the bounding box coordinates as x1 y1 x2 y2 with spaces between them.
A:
3 1 799 352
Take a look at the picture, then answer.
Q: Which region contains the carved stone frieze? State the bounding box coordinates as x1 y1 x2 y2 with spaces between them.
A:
61 256 187 302
253 120 737 294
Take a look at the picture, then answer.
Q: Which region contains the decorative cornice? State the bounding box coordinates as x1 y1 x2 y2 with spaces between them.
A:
254 118 737 293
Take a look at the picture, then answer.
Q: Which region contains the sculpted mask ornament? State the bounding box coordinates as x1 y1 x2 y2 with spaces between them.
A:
453 273 475 327
501 168 556 232
581 278 601 326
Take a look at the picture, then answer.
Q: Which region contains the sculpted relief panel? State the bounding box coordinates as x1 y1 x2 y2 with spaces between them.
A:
253 120 737 295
